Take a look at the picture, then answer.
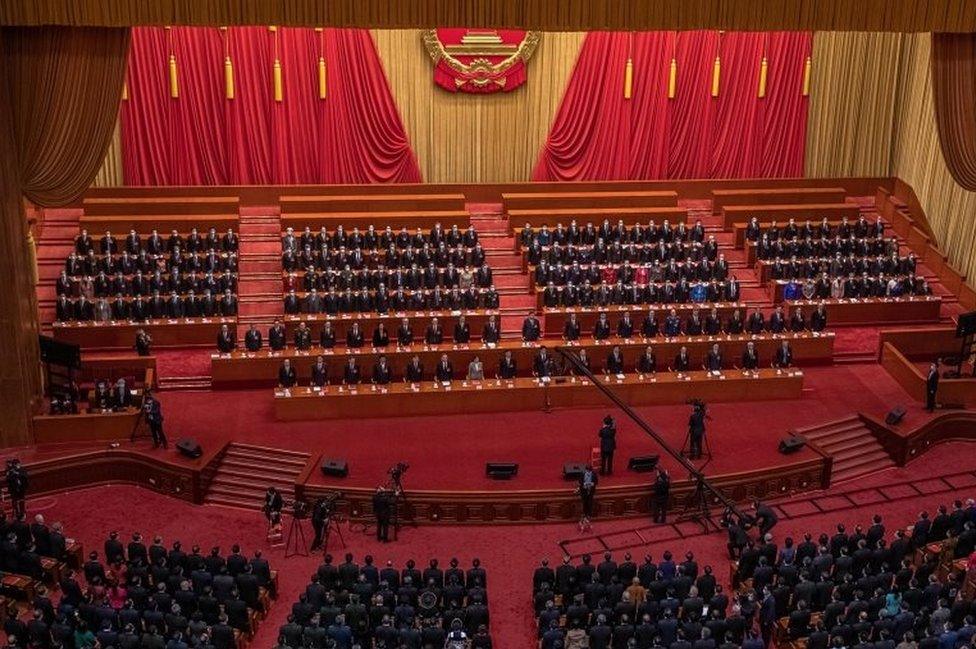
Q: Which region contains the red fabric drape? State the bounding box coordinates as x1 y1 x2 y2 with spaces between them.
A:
760 32 810 177
122 28 169 185
628 31 673 179
533 30 811 181
122 26 420 185
532 32 632 181
171 27 227 184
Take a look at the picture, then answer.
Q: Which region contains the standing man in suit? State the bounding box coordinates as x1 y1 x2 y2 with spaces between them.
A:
522 315 541 342
578 464 598 529
373 488 392 543
759 586 777 647
598 416 616 476
134 329 152 357
926 360 940 412
143 390 167 449
651 468 671 524
687 401 707 460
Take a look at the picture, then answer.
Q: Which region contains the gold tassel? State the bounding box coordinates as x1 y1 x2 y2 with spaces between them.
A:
758 56 768 98
122 80 129 101
224 56 235 99
667 57 676 99
623 58 633 99
27 230 38 287
711 56 721 97
318 57 327 99
268 25 277 33
168 54 179 98
273 59 283 102
802 56 812 96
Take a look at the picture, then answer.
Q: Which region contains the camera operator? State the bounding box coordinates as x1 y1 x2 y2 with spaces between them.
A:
6 459 28 517
143 389 167 449
373 486 393 543
310 493 341 551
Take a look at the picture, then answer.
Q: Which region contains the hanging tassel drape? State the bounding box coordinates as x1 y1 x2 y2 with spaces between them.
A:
168 54 179 98
758 56 768 97
802 55 811 95
318 57 327 99
667 56 676 98
624 58 633 98
711 56 720 97
316 28 327 99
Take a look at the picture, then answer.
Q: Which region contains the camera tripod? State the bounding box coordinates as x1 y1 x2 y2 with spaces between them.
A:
319 515 346 554
677 473 721 533
680 428 713 469
285 514 309 558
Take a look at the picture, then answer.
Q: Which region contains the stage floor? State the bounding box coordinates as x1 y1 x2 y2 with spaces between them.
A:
8 363 922 495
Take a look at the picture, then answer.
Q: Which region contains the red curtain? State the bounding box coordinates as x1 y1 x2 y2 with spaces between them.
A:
122 26 420 185
531 32 633 181
533 30 811 181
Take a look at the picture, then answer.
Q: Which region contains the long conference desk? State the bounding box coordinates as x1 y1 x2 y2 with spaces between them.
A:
212 331 834 388
542 303 748 336
273 367 805 420
52 316 236 349
284 310 495 340
774 295 942 323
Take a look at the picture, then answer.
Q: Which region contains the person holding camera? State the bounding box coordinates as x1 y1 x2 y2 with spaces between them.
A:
651 468 671 524
6 459 27 517
143 390 167 449
598 415 616 476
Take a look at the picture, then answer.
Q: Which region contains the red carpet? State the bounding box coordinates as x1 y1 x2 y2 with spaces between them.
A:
28 441 974 649
135 363 922 492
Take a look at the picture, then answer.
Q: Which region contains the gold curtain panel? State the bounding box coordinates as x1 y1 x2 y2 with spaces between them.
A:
3 0 976 31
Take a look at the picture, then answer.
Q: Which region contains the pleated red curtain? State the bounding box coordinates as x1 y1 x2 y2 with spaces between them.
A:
122 26 421 185
533 30 812 181
532 32 633 181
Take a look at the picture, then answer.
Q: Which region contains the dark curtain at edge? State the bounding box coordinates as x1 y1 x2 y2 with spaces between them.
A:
0 26 127 445
122 26 421 185
533 30 810 181
931 32 976 191
3 26 129 205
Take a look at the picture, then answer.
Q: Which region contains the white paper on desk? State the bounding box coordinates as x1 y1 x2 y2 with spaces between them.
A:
486 342 496 349
615 373 625 380
539 376 551 384
442 382 451 389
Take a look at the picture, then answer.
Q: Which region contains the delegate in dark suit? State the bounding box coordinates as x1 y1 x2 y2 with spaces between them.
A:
598 417 616 475
925 362 939 411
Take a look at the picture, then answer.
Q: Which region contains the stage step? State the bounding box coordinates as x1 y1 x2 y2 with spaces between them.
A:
203 442 310 510
801 416 896 483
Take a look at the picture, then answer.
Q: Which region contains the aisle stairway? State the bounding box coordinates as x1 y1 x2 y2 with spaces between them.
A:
799 415 895 483
236 209 284 337
203 443 310 510
34 208 84 328
468 204 535 337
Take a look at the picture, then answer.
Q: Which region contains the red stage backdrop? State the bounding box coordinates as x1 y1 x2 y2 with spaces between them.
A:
533 31 812 181
122 26 422 185
422 28 540 93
